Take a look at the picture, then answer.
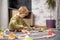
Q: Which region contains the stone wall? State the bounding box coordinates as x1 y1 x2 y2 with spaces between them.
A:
32 0 57 26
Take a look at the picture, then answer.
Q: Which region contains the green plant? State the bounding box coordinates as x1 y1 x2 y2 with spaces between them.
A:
46 0 56 19
46 0 56 9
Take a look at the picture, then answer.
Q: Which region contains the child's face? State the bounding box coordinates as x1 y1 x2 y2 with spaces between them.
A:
19 13 26 18
19 9 27 18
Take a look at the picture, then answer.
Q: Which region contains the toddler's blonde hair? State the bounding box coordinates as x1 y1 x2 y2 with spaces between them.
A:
18 6 29 15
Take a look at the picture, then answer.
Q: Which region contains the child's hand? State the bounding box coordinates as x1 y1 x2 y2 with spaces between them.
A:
19 25 24 27
22 30 30 35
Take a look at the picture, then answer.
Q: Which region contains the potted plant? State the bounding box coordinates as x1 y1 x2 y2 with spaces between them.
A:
46 0 56 28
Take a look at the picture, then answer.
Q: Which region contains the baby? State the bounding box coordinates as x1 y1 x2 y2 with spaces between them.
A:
9 6 31 32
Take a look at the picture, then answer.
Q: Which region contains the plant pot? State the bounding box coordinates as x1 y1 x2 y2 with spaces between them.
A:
46 20 56 28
